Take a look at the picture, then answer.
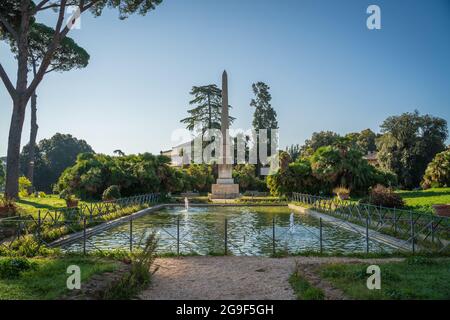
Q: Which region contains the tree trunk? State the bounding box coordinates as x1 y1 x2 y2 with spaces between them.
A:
5 97 28 199
27 91 38 185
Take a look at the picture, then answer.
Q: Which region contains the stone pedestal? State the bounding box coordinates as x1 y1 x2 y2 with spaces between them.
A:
211 183 240 199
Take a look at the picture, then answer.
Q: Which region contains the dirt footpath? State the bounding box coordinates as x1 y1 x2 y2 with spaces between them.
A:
139 256 402 300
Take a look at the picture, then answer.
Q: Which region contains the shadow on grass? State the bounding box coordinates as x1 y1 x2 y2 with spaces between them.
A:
16 199 64 211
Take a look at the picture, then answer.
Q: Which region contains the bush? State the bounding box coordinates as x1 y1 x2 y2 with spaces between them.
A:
0 197 19 217
365 184 404 208
0 257 36 279
9 236 57 257
102 232 159 299
55 153 177 199
18 176 32 197
102 185 121 201
38 191 47 198
233 164 267 192
333 186 350 199
421 149 450 189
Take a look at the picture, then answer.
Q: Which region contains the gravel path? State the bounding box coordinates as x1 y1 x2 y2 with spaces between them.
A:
140 256 403 300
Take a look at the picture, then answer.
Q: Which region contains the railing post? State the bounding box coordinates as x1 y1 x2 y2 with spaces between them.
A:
319 217 323 254
393 207 397 235
410 212 415 254
224 218 228 255
430 217 435 243
272 217 276 256
366 216 369 254
130 217 133 252
36 210 41 243
83 217 87 255
177 216 180 256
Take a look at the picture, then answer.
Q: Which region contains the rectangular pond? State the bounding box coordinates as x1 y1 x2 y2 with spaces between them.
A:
63 206 395 256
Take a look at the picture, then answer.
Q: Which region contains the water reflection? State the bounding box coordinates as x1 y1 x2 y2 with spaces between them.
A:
64 206 394 255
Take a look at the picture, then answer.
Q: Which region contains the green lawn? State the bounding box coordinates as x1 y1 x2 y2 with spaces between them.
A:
0 256 118 300
289 271 325 300
319 257 450 300
0 194 93 217
397 187 450 214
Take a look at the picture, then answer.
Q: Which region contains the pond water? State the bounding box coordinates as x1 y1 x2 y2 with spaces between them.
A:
63 206 394 256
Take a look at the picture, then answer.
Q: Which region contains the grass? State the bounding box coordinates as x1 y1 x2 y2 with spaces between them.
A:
319 257 450 300
396 187 450 214
0 256 118 299
14 194 92 217
289 265 325 300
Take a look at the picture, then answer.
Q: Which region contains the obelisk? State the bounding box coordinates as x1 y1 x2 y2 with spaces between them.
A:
211 70 239 199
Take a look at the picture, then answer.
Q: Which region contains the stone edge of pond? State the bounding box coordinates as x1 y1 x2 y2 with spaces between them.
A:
49 203 290 247
288 204 412 252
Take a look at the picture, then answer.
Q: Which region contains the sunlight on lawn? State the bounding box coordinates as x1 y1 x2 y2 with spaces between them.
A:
397 188 450 214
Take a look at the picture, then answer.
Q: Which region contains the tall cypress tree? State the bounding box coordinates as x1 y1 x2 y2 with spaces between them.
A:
250 82 278 174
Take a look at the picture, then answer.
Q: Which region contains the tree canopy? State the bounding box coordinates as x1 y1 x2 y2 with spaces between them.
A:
377 111 448 188
180 84 235 132
250 82 278 130
300 131 342 157
421 148 450 189
0 0 163 198
20 133 94 192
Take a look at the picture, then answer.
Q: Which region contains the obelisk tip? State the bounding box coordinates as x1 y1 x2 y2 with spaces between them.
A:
223 70 227 77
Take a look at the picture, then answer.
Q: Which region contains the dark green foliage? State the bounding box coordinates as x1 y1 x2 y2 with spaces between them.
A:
233 164 267 191
361 184 405 208
421 149 450 189
377 111 448 189
183 164 215 193
345 129 378 154
20 133 94 192
268 144 397 196
267 157 321 196
250 82 278 130
102 185 121 201
0 257 36 279
180 84 235 132
55 152 176 199
300 131 341 157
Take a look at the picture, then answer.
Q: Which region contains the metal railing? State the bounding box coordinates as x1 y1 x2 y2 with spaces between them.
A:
61 213 403 256
0 193 161 255
291 192 450 253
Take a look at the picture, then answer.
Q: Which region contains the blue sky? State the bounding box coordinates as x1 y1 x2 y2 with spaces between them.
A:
1 0 449 155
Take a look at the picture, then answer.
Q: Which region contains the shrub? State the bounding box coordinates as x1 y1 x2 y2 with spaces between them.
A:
38 191 47 198
366 184 404 208
333 186 350 200
102 185 121 201
421 149 450 189
0 197 19 217
0 257 36 279
18 176 32 197
59 189 70 200
102 231 159 299
9 236 58 257
55 153 176 199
